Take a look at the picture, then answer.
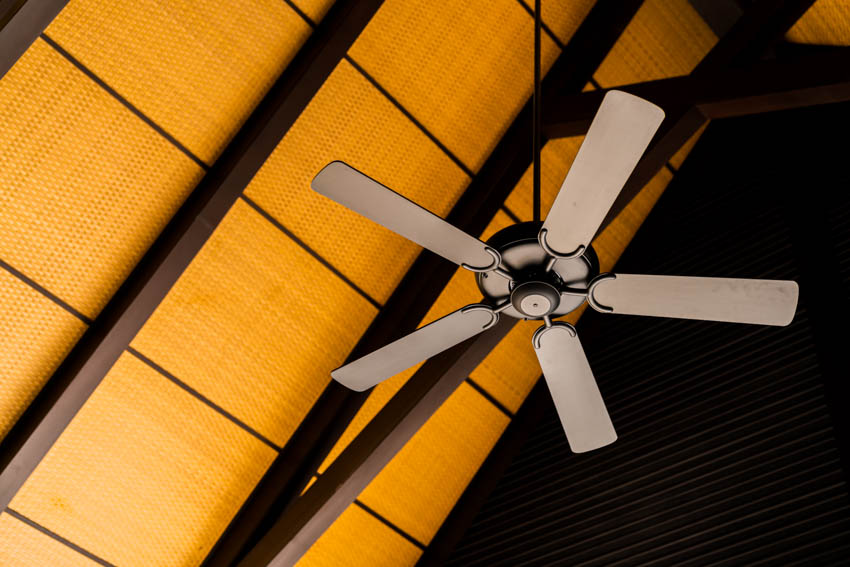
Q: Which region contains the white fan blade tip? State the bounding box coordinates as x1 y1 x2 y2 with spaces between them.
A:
541 92 665 256
310 161 497 270
331 305 497 392
534 324 616 454
591 274 800 327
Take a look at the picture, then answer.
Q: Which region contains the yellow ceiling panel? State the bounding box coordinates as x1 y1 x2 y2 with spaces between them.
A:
521 0 597 44
293 0 336 24
594 0 717 87
0 269 86 440
787 0 850 45
11 353 277 567
669 121 709 170
505 136 585 221
0 40 204 320
244 60 470 304
46 0 312 164
132 199 377 447
358 382 510 544
0 512 98 567
470 319 539 413
349 0 560 171
297 504 422 567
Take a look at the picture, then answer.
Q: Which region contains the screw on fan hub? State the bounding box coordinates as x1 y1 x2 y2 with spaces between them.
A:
511 281 560 317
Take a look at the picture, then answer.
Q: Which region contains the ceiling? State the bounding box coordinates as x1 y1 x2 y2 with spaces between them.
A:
445 100 850 567
0 0 847 566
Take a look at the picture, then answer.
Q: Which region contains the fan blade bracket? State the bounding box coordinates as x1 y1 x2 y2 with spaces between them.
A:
586 272 616 313
461 246 502 273
532 320 576 348
460 303 501 330
539 227 586 260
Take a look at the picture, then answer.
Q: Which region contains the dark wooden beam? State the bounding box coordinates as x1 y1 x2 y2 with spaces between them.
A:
416 1 821 561
0 0 385 510
240 317 517 566
0 0 69 79
543 48 850 138
202 1 645 564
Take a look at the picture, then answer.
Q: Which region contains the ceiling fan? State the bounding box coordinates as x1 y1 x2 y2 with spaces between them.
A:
311 89 799 454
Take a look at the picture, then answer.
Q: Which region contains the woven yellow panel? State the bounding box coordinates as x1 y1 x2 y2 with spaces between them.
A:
594 0 717 87
132 199 377 447
505 136 585 221
244 60 469 304
358 382 510 544
293 0 335 23
11 353 277 567
787 0 850 45
670 121 709 170
298 504 422 566
0 512 98 567
349 0 560 171
47 0 311 163
0 269 86 440
520 0 596 44
0 40 203 319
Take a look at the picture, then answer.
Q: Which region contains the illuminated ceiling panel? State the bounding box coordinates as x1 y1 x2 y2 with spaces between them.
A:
0 512 97 567
594 0 717 87
132 199 377 447
244 60 470 304
292 0 336 24
0 40 203 319
787 0 850 45
46 0 313 163
297 504 422 566
349 0 560 171
0 269 85 440
11 353 277 567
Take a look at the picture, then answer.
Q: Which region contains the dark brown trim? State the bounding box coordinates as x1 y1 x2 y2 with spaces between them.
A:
239 317 517 566
202 2 645 564
0 0 68 80
0 0 385 510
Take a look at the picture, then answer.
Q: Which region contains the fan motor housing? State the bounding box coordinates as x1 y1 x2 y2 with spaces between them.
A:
476 221 599 320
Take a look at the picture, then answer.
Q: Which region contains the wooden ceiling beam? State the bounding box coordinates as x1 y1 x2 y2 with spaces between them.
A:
0 0 69 79
0 0 385 511
210 1 646 564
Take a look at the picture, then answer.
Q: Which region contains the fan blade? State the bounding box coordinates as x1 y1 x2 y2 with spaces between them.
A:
588 274 799 326
312 161 499 271
332 305 498 391
533 323 616 453
540 91 664 257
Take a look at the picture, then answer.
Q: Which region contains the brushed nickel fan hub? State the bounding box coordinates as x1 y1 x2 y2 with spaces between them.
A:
476 221 599 320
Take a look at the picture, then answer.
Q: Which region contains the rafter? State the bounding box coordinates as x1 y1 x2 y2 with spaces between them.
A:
0 0 69 79
0 0 385 510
